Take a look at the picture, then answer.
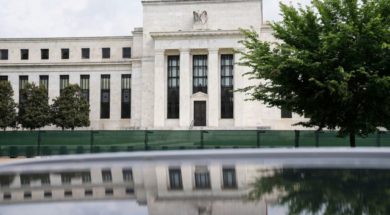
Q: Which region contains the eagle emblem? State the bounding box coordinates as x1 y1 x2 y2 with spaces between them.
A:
193 11 208 25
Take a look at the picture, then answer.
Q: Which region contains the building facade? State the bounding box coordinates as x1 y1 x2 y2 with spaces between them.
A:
0 0 308 130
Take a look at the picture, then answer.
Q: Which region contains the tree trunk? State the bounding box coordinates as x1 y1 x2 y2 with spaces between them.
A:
350 132 356 148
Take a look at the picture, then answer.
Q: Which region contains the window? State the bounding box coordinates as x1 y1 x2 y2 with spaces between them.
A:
122 169 133 182
101 75 110 119
24 191 32 199
194 166 211 189
222 167 237 189
82 48 90 59
44 191 52 198
85 189 93 196
167 56 180 119
80 75 90 102
221 55 234 119
21 49 29 60
81 172 91 184
39 75 49 95
105 188 114 196
19 76 29 104
3 193 11 200
20 175 30 187
121 74 131 119
125 187 134 195
193 55 208 94
61 48 70 59
61 174 72 185
64 190 72 197
281 107 292 119
41 49 49 60
102 48 110 59
0 49 8 60
0 76 8 81
60 75 69 95
123 47 131 58
169 168 183 190
102 170 112 183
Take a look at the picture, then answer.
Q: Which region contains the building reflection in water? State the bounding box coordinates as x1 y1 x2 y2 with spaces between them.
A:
0 161 269 215
3 159 389 215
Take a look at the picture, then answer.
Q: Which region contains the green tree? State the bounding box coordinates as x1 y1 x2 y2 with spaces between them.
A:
248 168 390 215
51 84 90 130
0 81 17 131
238 0 390 147
18 83 51 130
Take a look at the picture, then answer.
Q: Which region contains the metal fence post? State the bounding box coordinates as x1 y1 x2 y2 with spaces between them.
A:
90 131 95 153
37 131 42 156
200 130 208 149
144 131 153 151
376 131 382 147
315 131 320 147
294 130 300 148
257 131 265 148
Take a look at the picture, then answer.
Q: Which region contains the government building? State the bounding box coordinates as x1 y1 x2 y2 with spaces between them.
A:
0 0 308 130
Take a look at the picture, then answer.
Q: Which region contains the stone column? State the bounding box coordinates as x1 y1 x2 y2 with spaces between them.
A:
153 50 166 128
208 48 220 127
180 49 191 128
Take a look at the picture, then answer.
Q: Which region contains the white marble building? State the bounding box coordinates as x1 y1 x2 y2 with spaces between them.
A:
0 0 308 130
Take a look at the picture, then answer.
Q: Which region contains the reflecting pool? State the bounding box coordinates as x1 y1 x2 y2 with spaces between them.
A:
0 149 389 215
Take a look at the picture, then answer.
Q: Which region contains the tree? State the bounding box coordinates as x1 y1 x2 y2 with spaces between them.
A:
248 168 390 215
18 83 51 130
51 84 90 130
0 81 17 131
238 0 390 147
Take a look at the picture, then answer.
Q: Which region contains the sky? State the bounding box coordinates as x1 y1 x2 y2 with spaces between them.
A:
0 0 311 38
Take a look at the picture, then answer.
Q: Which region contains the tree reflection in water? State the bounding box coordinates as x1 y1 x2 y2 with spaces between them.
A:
248 169 390 215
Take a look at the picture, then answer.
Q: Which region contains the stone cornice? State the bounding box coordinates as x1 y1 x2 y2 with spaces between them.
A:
150 30 243 39
142 0 260 5
0 36 133 42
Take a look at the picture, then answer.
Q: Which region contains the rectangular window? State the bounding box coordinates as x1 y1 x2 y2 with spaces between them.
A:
80 75 90 103
121 74 131 119
102 170 112 183
41 49 49 60
194 166 211 189
64 190 72 197
39 75 49 95
19 76 28 104
44 191 52 198
122 47 131 58
169 168 183 190
0 76 8 81
101 75 110 119
85 189 93 196
60 75 69 95
0 49 8 60
281 107 292 119
82 48 90 59
193 55 208 94
81 172 91 184
167 56 180 119
222 167 237 189
21 49 29 60
61 173 72 185
221 54 234 119
122 169 133 182
20 175 30 187
24 192 32 199
61 48 70 59
102 48 110 59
